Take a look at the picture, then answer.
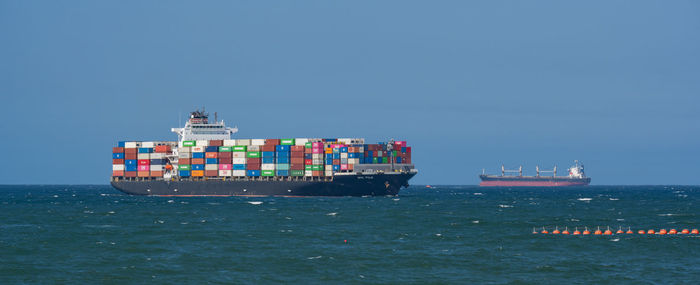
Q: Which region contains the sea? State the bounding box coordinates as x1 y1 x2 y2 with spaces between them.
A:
1 185 698 284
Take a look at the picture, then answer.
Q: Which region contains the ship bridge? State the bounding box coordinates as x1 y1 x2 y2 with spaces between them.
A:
171 109 238 142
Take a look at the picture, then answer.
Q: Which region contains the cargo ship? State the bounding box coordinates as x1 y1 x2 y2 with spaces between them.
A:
479 161 591 186
110 109 417 196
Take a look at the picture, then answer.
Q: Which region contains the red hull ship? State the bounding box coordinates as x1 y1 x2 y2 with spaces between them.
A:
479 161 591 187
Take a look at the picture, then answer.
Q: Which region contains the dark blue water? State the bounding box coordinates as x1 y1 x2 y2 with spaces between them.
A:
1 185 698 283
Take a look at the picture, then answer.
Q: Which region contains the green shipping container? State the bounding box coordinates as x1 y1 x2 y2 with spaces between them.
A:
290 170 305 176
382 157 388 163
280 139 295 145
311 165 323 171
305 142 312 148
262 170 274 176
179 165 191 170
305 165 313 171
219 146 233 152
393 150 398 156
182 140 196 147
372 157 378 163
233 145 247 152
247 151 261 158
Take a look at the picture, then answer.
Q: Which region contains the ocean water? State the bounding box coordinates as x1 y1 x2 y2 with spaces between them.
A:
1 185 698 284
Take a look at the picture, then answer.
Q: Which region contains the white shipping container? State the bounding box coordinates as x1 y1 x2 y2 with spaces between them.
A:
312 159 323 164
325 170 333 176
219 170 232 177
178 147 191 153
340 153 348 159
137 153 150 160
151 153 165 159
192 146 205 152
325 165 333 171
150 165 164 171
125 142 138 148
261 164 275 170
295 138 309 146
142 142 155 148
178 153 191 159
232 153 246 159
251 139 265 146
377 151 383 157
248 145 260 152
223 139 237 146
312 154 323 159
232 170 246 177
305 170 313 177
237 139 251 146
205 164 218 171
232 158 246 164
112 164 125 171
196 140 209 147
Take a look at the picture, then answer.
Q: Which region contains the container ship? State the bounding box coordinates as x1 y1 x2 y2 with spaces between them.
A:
110 109 417 197
479 161 591 186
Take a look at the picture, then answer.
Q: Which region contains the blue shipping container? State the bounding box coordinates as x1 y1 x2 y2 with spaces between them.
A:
332 148 340 154
262 157 275 164
112 153 124 159
118 141 126 147
205 146 218 152
125 159 137 166
367 151 373 157
205 158 218 164
126 165 138 171
325 153 333 159
192 152 205 159
349 153 359 158
138 148 152 153
179 170 191 177
276 170 289 176
192 164 205 170
262 151 275 157
332 165 340 171
150 159 166 165
276 157 290 164
333 153 340 159
276 151 290 157
324 138 337 142
247 170 260 177
275 145 290 152
304 153 313 159
396 157 402 163
340 147 348 153
401 147 407 153
233 164 246 170
325 159 333 165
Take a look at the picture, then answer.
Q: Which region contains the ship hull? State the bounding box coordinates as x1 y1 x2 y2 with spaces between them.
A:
479 175 590 187
111 173 416 197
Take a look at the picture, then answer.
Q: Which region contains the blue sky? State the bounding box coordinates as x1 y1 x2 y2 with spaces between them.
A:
1 1 698 185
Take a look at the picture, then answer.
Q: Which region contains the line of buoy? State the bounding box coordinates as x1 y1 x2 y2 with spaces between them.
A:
534 227 700 235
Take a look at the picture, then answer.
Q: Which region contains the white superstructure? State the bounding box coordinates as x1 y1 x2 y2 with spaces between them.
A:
171 109 238 142
568 160 585 178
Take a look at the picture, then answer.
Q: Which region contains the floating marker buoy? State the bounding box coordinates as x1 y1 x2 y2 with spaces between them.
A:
691 229 699 235
541 227 549 234
573 227 581 235
647 229 655 234
604 226 613 235
562 227 570 235
669 229 677 235
583 227 590 235
659 229 667 235
638 230 645 234
681 229 690 234
594 226 602 235
552 227 561 234
616 226 624 234
626 227 633 234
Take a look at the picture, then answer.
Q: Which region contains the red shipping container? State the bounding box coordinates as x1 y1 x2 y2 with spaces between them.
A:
247 157 261 164
290 164 305 170
304 159 313 165
112 170 124 177
179 158 191 165
218 157 232 164
138 159 150 165
348 164 354 171
333 159 340 165
125 171 137 177
150 171 164 177
246 164 261 170
218 152 232 159
291 157 304 164
155 145 172 153
209 140 223 146
304 148 312 154
261 145 275 152
137 171 150 177
113 159 124 164
125 153 138 160
312 171 322 176
112 147 124 153
205 152 218 158
125 148 138 154
291 152 304 158
291 145 304 152
265 139 280 145
406 147 411 153
191 158 205 165
205 170 218 177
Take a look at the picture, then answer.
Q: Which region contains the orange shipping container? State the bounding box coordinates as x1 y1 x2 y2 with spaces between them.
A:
125 153 138 160
113 159 124 164
205 152 218 158
191 170 204 177
325 148 332 154
179 158 191 165
155 145 171 153
348 164 354 171
125 148 138 154
191 158 205 165
112 147 124 153
125 171 137 177
261 145 275 152
209 140 223 146
291 157 304 164
137 171 150 177
265 139 280 145
112 170 124 177
205 170 218 177
290 145 304 152
150 171 164 177
312 171 322 176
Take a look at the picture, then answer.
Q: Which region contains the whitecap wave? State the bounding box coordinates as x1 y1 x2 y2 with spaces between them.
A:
248 201 263 205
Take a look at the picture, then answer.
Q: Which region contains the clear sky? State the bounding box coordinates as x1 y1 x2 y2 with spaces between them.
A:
1 1 698 185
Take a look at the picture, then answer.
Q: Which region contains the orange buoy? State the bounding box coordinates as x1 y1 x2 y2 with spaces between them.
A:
638 230 645 234
669 229 677 235
604 226 613 235
616 227 624 234
562 227 570 235
583 227 590 235
552 227 561 235
594 227 603 235
681 229 690 234
691 229 699 235
626 227 634 234
659 229 667 235
647 229 655 234
541 227 549 234
573 227 581 235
